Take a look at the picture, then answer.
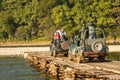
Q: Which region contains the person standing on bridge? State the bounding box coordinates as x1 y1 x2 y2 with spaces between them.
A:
88 21 96 39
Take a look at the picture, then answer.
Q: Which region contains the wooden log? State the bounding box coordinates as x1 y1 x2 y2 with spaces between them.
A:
37 59 47 70
47 62 58 76
27 53 120 80
33 57 39 65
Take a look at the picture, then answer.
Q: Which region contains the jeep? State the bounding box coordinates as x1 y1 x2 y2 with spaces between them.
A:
50 34 70 57
68 27 108 63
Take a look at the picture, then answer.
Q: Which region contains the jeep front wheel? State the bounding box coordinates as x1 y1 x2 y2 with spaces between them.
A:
52 49 57 57
76 54 84 63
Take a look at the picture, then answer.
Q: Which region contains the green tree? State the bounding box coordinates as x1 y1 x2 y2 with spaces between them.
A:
51 3 74 36
15 26 30 40
0 0 119 41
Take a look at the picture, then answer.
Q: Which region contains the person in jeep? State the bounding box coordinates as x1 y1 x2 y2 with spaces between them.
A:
55 28 66 41
50 28 70 57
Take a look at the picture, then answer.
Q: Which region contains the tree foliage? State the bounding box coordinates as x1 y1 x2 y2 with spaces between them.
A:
0 0 119 41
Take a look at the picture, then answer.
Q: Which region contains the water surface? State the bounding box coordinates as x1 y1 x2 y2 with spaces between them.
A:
0 57 50 80
108 52 120 61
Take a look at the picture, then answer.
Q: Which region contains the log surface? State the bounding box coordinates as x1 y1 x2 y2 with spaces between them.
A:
26 51 120 80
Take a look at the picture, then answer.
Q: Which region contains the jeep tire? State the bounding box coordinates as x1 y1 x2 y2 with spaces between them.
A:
91 41 103 52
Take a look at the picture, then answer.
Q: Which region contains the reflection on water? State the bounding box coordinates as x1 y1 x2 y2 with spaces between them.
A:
0 56 51 80
107 52 120 61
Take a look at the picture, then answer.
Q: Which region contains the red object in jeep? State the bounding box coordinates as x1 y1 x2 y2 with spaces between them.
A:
55 32 60 39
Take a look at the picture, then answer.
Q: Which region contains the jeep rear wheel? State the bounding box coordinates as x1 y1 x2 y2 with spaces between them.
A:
98 56 105 62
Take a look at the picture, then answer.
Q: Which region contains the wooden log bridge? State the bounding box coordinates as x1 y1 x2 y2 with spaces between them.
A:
26 52 120 80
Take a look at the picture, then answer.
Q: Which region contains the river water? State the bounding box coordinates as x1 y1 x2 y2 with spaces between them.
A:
0 52 119 80
0 56 53 80
108 52 120 61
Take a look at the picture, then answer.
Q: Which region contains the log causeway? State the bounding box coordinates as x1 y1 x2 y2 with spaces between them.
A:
26 52 120 80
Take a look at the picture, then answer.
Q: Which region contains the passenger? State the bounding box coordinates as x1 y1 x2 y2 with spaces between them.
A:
55 28 66 41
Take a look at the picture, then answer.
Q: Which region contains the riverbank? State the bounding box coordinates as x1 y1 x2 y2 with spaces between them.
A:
0 45 120 56
108 45 120 52
0 47 50 56
0 41 51 46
